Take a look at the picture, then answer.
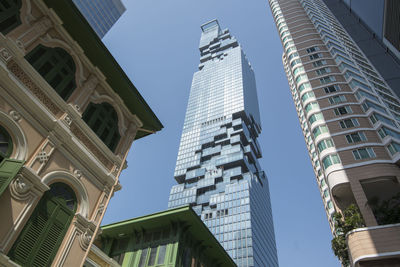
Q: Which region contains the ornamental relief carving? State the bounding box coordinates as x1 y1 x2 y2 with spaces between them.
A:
7 61 61 115
9 174 33 201
70 123 113 170
16 16 52 50
9 110 21 122
30 139 55 174
0 48 12 63
78 229 93 251
63 114 73 127
74 214 96 251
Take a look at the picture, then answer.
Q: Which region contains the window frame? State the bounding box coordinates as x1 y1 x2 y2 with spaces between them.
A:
82 102 121 152
352 147 376 160
25 45 77 101
0 0 22 34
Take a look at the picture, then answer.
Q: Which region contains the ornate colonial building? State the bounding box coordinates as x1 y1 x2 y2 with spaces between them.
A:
0 1 162 266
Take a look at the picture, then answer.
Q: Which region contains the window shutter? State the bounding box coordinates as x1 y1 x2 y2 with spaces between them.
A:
8 203 49 266
8 184 76 266
32 205 72 267
0 158 24 196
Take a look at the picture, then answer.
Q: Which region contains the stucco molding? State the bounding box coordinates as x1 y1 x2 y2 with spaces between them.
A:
9 167 48 201
42 170 90 218
9 174 33 201
39 33 86 86
0 167 48 253
73 213 97 251
0 110 27 161
74 75 99 111
15 16 52 52
89 91 127 136
0 47 12 64
90 245 121 267
33 0 142 131
0 253 20 267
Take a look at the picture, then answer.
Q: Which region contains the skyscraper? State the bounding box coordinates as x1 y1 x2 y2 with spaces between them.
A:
268 0 400 266
72 0 126 38
168 20 279 267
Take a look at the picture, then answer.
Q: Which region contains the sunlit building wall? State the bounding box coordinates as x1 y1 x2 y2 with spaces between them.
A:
268 0 400 266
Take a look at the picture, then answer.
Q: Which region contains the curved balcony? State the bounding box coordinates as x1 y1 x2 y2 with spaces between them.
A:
347 223 400 267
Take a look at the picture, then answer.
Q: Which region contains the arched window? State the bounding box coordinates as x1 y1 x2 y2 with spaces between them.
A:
8 183 77 266
0 125 12 162
0 0 22 34
0 125 23 197
25 45 77 101
82 102 121 152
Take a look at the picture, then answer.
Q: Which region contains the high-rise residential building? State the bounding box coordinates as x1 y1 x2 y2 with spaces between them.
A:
268 0 400 266
72 0 126 38
167 20 278 267
320 0 400 100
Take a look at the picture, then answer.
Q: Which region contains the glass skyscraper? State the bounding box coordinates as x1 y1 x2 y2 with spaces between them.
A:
168 20 278 267
72 0 126 38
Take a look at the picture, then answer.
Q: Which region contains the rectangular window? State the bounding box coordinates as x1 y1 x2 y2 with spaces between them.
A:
315 67 331 76
138 248 148 267
313 60 327 68
157 245 167 265
387 142 400 156
313 125 329 138
352 148 376 160
334 106 352 116
322 154 341 169
377 127 400 140
324 85 340 94
317 138 334 152
329 95 346 104
309 53 323 60
306 46 320 53
370 113 395 127
355 90 379 102
339 118 359 129
362 100 387 114
345 132 366 143
320 76 336 84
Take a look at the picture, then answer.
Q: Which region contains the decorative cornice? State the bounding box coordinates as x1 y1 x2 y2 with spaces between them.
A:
9 174 33 201
7 60 61 115
9 166 49 201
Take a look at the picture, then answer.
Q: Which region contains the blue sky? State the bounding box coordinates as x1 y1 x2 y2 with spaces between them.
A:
102 0 339 266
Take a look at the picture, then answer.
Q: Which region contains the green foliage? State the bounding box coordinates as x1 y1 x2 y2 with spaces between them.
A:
369 193 400 225
331 204 365 267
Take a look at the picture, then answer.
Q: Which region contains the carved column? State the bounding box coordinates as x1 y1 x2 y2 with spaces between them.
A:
74 75 99 112
15 17 52 51
119 122 138 155
74 214 97 252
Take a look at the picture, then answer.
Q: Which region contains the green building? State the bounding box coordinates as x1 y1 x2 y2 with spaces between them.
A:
86 206 236 267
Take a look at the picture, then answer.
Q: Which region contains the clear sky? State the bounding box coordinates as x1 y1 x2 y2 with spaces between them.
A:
101 0 340 266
